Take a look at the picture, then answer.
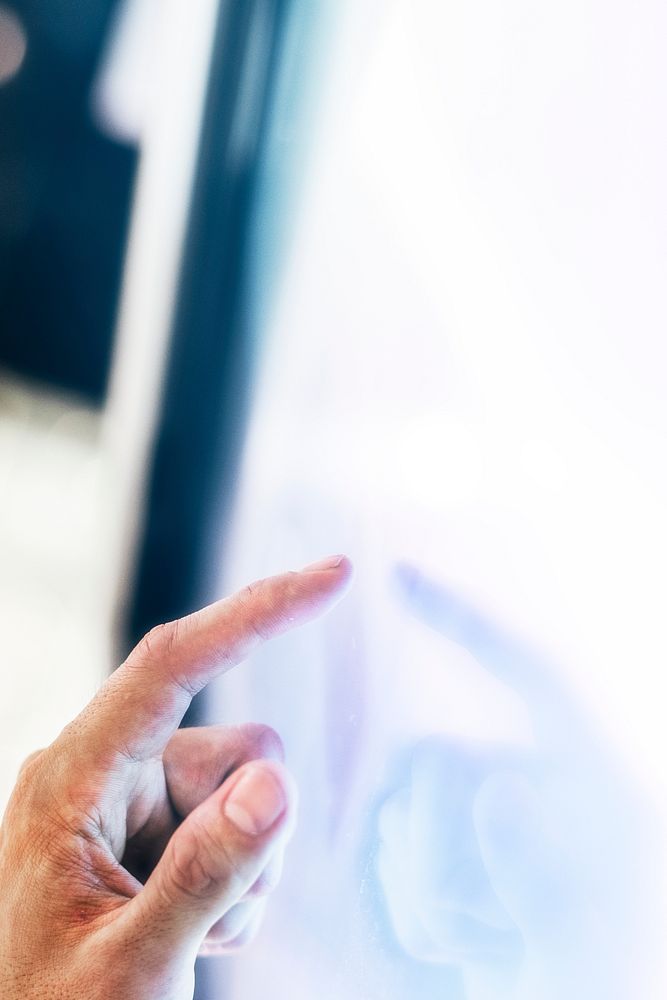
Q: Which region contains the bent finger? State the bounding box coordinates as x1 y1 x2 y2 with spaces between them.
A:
120 760 297 957
199 899 267 956
163 723 284 817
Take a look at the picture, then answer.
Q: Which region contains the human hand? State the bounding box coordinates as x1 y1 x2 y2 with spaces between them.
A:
0 556 352 1000
377 565 659 1000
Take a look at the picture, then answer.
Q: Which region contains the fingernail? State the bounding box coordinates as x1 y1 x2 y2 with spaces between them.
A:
224 765 286 836
301 554 345 572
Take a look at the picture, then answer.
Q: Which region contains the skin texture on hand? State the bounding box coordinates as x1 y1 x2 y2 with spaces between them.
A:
0 555 352 1000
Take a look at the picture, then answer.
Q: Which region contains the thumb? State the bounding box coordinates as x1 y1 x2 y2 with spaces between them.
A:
473 771 571 942
124 760 296 958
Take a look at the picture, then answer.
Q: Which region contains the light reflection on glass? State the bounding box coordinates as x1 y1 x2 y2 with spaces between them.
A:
205 1 667 997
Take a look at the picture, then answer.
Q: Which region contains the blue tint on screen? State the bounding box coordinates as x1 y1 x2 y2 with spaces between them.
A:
200 0 667 997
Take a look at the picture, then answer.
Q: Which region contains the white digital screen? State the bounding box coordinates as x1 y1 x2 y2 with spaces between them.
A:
204 2 667 998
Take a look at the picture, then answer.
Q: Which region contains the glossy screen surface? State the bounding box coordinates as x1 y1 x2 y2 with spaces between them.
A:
203 3 667 997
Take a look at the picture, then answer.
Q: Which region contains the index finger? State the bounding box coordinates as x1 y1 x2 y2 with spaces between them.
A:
66 556 353 766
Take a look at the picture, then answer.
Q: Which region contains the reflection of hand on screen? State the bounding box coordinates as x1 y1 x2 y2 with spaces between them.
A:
376 565 659 1000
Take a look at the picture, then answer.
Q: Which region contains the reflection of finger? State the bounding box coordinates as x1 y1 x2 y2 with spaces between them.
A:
164 723 284 817
378 785 410 844
410 738 478 872
120 760 296 960
378 790 442 962
410 739 516 932
379 788 520 964
393 563 573 736
473 771 573 939
410 739 481 912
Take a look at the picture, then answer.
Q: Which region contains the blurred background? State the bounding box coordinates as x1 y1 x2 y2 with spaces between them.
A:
0 0 137 802
1 1 667 998
0 0 312 805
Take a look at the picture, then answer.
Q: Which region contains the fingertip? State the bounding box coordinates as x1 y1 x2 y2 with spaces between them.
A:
301 553 346 571
333 554 354 582
293 555 354 613
235 722 285 764
222 759 297 840
300 553 354 583
327 555 354 594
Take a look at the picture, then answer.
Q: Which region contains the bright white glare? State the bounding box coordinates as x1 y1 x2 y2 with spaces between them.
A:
209 1 667 998
92 0 161 143
102 0 221 636
0 5 26 85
